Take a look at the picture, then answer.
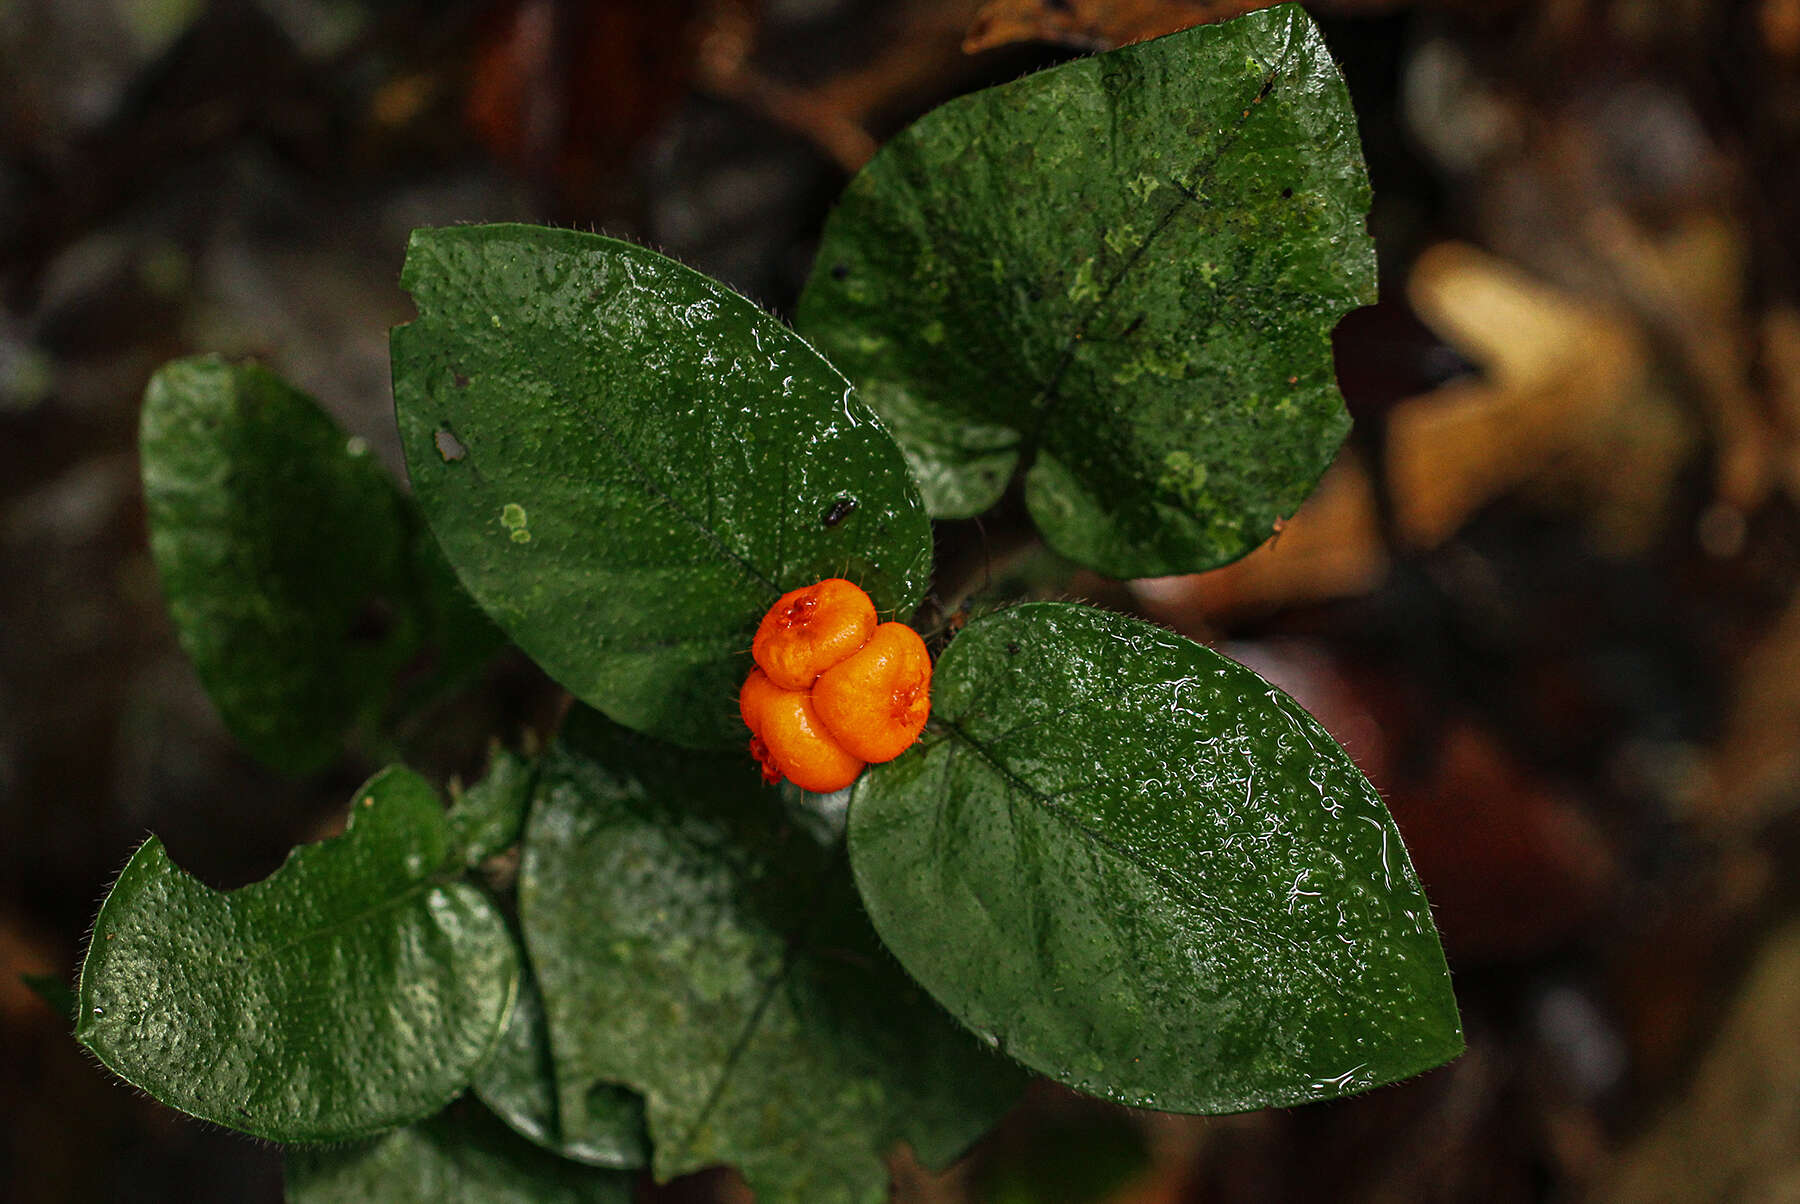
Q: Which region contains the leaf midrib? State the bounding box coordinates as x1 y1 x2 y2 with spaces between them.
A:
940 716 1346 992
1021 46 1301 453
568 404 784 597
627 804 849 1170
226 878 440 962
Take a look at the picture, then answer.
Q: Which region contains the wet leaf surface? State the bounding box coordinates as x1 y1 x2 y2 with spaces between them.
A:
519 709 1025 1203
76 768 519 1143
797 6 1374 577
849 602 1461 1113
392 224 933 748
285 1098 634 1203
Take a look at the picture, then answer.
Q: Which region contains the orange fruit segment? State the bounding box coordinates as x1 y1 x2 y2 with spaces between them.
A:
813 621 932 764
738 667 786 735
752 578 877 690
753 687 865 793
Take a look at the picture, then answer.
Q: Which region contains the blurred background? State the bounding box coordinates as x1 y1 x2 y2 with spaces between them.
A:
5 0 1800 1199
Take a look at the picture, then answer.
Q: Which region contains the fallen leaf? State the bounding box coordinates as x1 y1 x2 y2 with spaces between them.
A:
1389 242 1692 557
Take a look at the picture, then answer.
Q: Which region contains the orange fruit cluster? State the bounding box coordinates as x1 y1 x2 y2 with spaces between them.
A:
739 578 931 793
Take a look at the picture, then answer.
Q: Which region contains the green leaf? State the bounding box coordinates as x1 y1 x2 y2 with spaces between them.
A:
520 710 1024 1203
445 751 652 1171
286 1099 635 1204
473 960 651 1169
849 602 1461 1114
447 747 538 867
76 767 520 1143
392 224 934 748
141 357 500 774
796 5 1374 578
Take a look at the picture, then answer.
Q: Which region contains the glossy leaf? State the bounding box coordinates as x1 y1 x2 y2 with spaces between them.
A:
796 6 1375 577
140 357 500 774
473 960 651 1169
392 224 934 748
520 710 1024 1203
286 1099 634 1204
447 747 538 867
849 603 1461 1113
76 768 519 1143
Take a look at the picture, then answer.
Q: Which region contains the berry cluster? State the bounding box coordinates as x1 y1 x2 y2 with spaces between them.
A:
739 578 931 792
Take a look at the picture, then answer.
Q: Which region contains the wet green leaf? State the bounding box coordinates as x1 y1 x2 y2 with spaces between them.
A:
520 710 1024 1203
286 1099 634 1204
140 357 499 774
473 960 651 1169
392 225 933 748
76 768 519 1142
796 6 1374 577
850 603 1461 1114
447 747 538 867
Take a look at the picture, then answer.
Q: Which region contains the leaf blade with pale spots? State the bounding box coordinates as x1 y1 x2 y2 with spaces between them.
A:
392 225 933 748
798 5 1374 577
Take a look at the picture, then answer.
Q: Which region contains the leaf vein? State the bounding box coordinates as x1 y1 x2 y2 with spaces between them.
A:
942 717 1346 991
583 406 781 596
1025 50 1299 440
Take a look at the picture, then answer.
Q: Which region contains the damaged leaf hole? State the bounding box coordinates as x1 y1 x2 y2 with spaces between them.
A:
434 426 467 462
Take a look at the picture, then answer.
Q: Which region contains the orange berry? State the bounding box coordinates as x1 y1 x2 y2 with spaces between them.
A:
753 578 877 690
738 667 786 735
754 688 865 793
813 621 931 764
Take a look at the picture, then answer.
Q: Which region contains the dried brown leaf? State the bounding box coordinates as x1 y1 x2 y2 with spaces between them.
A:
1390 242 1691 556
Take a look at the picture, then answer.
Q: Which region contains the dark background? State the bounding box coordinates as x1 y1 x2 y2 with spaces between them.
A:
6 0 1800 1200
